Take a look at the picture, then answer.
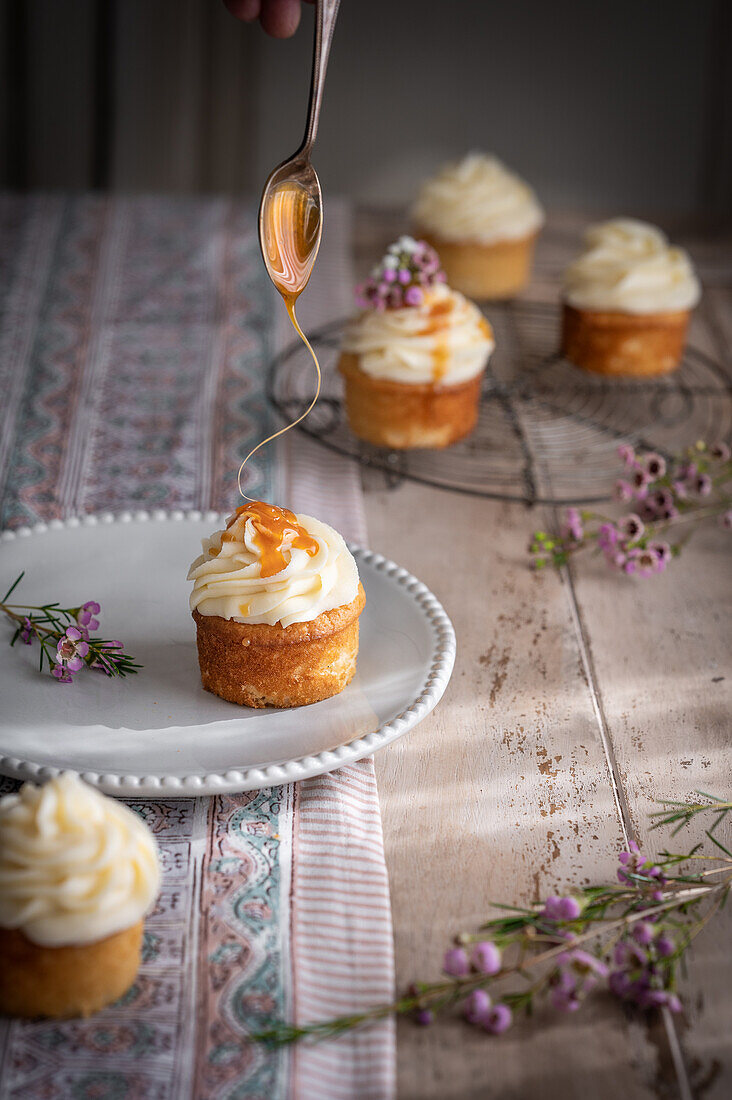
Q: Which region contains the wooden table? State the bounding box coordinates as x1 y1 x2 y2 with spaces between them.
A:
356 212 732 1099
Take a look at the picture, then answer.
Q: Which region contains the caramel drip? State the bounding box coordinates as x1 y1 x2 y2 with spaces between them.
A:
237 181 323 500
432 339 450 382
418 297 453 381
223 501 318 579
420 297 453 336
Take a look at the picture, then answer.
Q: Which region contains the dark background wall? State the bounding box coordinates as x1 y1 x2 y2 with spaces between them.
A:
1 0 731 225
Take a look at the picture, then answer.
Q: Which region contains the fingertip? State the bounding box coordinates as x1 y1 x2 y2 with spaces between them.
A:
260 0 302 38
224 0 261 23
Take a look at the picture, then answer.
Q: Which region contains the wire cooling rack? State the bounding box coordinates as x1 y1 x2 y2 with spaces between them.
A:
267 301 732 506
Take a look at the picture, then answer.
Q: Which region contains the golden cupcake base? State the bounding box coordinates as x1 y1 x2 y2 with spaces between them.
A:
193 584 365 709
417 230 537 300
339 353 483 449
0 921 143 1018
560 302 690 377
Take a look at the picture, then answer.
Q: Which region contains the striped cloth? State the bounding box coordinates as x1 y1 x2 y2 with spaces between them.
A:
0 193 395 1100
283 204 396 1100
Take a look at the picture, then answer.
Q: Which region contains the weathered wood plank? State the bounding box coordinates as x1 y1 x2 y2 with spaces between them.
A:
567 468 732 1100
367 485 667 1100
358 208 730 1098
530 215 731 1100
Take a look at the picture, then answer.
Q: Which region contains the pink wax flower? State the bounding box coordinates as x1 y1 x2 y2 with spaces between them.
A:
355 238 446 311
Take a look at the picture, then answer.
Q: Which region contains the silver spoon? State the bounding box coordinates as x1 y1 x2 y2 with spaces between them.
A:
258 0 342 302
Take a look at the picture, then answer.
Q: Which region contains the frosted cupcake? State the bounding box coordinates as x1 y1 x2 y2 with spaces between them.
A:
561 219 701 377
338 237 494 449
0 773 160 1019
412 153 544 299
189 502 365 708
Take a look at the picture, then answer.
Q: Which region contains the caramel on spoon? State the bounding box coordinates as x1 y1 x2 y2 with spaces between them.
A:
238 0 342 497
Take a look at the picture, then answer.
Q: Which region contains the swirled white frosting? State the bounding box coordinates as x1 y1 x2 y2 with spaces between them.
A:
562 219 701 313
341 283 494 385
188 511 359 629
413 153 544 244
0 773 160 947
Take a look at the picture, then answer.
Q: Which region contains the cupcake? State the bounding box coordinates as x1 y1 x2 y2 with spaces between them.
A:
560 219 701 377
412 153 544 299
0 773 160 1019
338 237 494 449
188 501 365 708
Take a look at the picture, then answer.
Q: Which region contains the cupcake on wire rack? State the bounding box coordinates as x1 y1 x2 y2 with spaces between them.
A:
412 153 544 299
0 772 160 1019
560 218 701 377
338 236 495 449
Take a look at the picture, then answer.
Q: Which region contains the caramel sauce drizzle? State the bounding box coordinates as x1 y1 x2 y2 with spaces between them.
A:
420 297 454 381
419 297 453 336
420 300 493 381
432 340 449 382
220 501 318 579
237 182 323 501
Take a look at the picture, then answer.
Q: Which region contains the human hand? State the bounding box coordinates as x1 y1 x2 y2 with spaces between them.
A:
224 0 314 39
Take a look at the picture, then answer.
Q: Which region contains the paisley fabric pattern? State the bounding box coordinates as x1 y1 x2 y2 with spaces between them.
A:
0 788 290 1099
0 194 275 528
0 195 394 1100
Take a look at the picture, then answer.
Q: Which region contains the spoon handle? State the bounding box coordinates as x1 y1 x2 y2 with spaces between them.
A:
300 0 341 156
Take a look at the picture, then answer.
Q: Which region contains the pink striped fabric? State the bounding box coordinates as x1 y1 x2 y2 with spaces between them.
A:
290 764 395 1100
279 201 395 1100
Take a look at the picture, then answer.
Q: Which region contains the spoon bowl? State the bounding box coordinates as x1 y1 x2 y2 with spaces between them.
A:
259 158 323 301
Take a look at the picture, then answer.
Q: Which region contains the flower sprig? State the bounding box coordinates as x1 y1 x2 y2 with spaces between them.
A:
355 236 446 312
1 572 140 682
252 795 731 1046
650 790 731 839
531 441 732 575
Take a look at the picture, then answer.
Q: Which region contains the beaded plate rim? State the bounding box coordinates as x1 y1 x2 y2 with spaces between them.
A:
0 510 456 796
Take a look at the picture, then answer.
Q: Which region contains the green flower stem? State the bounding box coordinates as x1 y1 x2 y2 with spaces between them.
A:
648 501 731 531
530 441 732 575
253 869 731 1048
254 794 732 1048
651 795 732 833
0 602 65 637
1 578 141 678
552 501 731 558
2 603 76 610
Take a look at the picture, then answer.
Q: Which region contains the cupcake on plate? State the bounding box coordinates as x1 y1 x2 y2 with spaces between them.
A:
560 218 701 377
0 772 160 1019
338 237 494 449
412 153 544 299
189 501 365 708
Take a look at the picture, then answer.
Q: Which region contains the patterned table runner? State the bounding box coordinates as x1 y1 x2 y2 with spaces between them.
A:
0 194 395 1100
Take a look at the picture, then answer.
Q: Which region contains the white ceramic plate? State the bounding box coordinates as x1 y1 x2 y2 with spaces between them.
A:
0 512 455 796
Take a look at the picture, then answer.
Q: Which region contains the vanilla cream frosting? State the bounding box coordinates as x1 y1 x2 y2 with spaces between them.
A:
562 219 701 314
0 773 160 947
413 153 544 244
341 283 494 386
188 511 359 628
